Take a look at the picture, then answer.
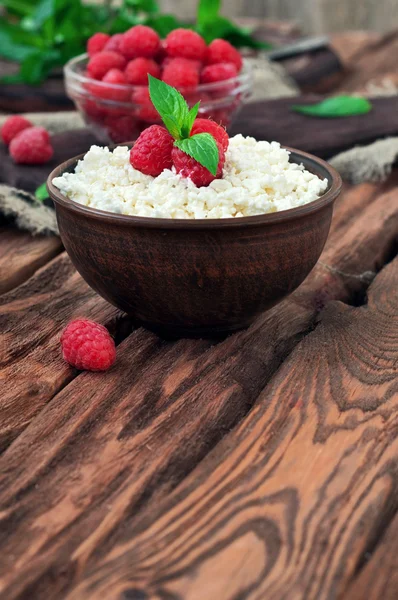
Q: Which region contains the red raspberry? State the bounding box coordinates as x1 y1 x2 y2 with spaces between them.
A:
201 62 238 84
102 68 127 85
104 33 124 53
61 319 116 372
119 25 160 60
1 115 32 145
191 118 229 152
130 125 174 177
83 98 106 123
172 141 225 187
161 56 202 72
105 115 139 143
162 58 199 91
9 126 53 165
125 58 160 85
132 87 160 122
90 69 130 103
87 33 111 57
156 40 167 64
87 51 127 80
165 29 207 63
207 39 243 72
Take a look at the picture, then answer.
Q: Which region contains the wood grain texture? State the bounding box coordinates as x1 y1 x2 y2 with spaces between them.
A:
0 177 397 599
0 253 131 451
342 513 398 600
0 228 62 295
332 30 398 93
68 254 398 600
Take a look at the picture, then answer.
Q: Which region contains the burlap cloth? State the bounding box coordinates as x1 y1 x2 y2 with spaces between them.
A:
1 57 397 236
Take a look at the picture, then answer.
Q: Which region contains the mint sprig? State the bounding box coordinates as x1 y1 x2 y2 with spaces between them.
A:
175 133 218 176
148 74 219 176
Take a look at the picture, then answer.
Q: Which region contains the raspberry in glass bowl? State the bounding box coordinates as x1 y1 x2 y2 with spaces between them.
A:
64 28 253 144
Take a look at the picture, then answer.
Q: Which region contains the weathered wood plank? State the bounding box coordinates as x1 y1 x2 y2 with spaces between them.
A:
0 178 397 598
332 31 398 94
0 253 134 450
342 514 398 600
231 95 398 159
0 228 62 295
69 255 398 600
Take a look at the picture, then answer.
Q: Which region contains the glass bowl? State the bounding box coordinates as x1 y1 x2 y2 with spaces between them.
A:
64 54 253 143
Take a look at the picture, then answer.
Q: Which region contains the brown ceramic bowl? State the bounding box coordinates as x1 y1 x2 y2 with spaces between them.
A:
47 147 341 337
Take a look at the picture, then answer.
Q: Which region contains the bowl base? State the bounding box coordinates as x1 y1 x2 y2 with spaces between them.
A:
138 318 255 340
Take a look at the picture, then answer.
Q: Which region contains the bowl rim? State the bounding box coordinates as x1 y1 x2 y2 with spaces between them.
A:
47 145 342 230
64 53 253 96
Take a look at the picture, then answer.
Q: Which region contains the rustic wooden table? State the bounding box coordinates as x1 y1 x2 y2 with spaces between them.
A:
0 29 398 600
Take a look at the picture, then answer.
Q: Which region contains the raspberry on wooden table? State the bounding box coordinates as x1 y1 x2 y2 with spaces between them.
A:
87 33 111 56
172 141 225 188
130 125 174 177
1 115 32 145
191 118 229 152
104 33 124 53
125 58 160 85
165 29 208 63
119 25 161 60
201 63 238 84
61 319 116 372
162 58 199 91
87 51 127 80
9 126 53 165
207 39 243 72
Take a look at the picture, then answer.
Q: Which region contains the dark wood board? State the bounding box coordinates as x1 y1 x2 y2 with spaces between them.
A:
0 129 98 193
230 95 398 159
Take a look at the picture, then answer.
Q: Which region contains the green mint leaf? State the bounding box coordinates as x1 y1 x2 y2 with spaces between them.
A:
0 28 36 62
181 102 200 138
174 133 219 177
291 96 372 118
35 182 49 202
197 0 221 26
148 74 189 139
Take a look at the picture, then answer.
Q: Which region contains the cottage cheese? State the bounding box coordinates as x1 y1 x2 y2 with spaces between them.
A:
53 135 328 219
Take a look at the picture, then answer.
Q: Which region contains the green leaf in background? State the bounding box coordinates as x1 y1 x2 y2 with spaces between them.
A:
145 14 188 38
148 74 188 139
35 182 49 202
0 28 36 62
21 0 54 31
20 48 61 84
125 0 159 13
2 0 38 18
174 133 219 176
196 0 270 49
197 0 221 25
291 96 373 118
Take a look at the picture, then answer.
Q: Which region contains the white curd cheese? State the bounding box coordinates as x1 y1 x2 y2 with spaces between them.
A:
53 135 328 219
